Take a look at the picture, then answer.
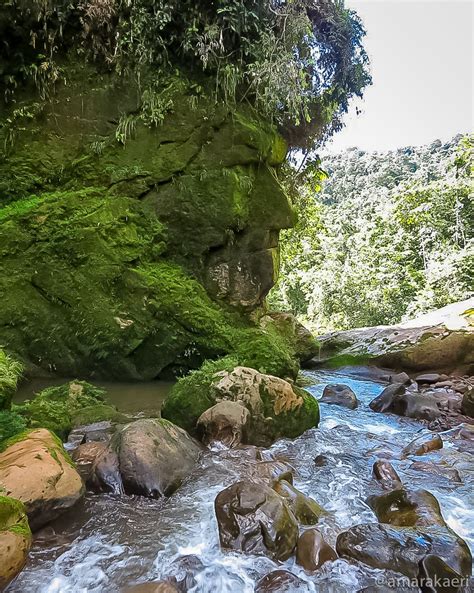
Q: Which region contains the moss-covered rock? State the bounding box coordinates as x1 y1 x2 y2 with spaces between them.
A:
162 364 319 444
0 69 298 380
0 495 31 589
15 380 123 439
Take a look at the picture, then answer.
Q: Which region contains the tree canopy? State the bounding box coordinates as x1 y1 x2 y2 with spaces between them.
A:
0 0 370 148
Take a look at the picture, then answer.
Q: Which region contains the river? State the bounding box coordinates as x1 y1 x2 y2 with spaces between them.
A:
7 368 474 592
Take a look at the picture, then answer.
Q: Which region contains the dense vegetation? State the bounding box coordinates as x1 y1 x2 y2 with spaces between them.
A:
270 134 474 331
0 0 370 150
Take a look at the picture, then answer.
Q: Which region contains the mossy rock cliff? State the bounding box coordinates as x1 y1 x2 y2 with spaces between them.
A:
0 66 299 380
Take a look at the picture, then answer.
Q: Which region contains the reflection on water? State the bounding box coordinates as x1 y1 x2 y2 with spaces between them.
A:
7 368 474 592
15 378 174 417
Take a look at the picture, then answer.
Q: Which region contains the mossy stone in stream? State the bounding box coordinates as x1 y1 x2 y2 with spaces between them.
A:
14 380 122 439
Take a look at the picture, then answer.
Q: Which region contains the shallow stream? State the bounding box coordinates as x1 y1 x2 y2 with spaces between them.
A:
8 368 474 592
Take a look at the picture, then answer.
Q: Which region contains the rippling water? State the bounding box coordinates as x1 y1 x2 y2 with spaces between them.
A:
8 368 474 592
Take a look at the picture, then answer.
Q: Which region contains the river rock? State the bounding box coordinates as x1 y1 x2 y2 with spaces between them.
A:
114 418 202 498
0 495 31 589
401 433 443 458
367 489 447 528
409 461 461 483
390 372 411 385
273 480 325 525
261 312 319 364
162 366 319 446
196 401 250 447
165 554 204 592
336 523 472 582
0 429 84 530
296 529 337 571
214 480 299 561
372 460 403 490
461 387 474 418
72 441 109 482
369 384 440 420
245 460 295 486
416 373 441 384
320 384 358 409
255 570 312 592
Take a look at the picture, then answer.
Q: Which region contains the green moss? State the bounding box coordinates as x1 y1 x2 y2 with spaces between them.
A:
15 380 120 439
0 495 31 540
0 410 27 448
325 353 371 368
0 349 23 410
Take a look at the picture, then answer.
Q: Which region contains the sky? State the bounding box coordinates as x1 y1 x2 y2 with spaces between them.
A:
324 0 473 153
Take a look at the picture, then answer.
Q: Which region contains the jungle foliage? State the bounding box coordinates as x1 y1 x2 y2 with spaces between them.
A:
269 134 474 331
0 0 370 148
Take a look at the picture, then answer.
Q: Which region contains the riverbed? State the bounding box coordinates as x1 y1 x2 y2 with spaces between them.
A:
7 368 474 592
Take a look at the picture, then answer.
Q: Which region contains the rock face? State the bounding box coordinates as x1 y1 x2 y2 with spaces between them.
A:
369 384 440 421
320 384 358 409
0 495 31 589
0 72 297 380
0 429 84 530
260 313 319 363
163 366 319 445
112 419 202 498
312 298 474 373
196 402 250 447
296 529 337 571
214 480 299 561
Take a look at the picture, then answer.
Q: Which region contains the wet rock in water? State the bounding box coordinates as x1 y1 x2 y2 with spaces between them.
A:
67 420 116 446
0 429 84 530
314 454 329 467
121 582 180 593
0 495 31 589
214 480 298 561
296 528 337 571
401 433 443 458
389 372 411 385
416 373 441 384
320 384 358 409
410 461 462 483
372 460 403 490
367 488 447 528
336 523 472 583
196 401 250 447
369 384 440 421
254 569 312 592
165 554 204 592
273 480 325 525
72 441 108 482
114 418 202 498
245 460 295 486
418 555 467 593
461 387 474 418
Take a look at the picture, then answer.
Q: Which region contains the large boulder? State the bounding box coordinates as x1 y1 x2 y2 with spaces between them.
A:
320 384 358 409
163 365 319 445
312 298 474 373
369 384 440 421
0 429 84 529
0 495 31 589
214 480 299 561
112 418 202 498
336 523 472 585
260 312 319 363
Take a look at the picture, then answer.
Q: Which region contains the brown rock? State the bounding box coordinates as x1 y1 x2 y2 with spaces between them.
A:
401 433 443 458
0 496 31 589
372 460 403 490
0 429 84 530
273 480 325 525
296 529 337 571
196 401 250 447
320 384 358 409
214 480 298 561
369 385 440 421
461 387 474 418
121 582 179 593
416 373 441 384
255 570 312 592
114 418 202 498
245 460 295 486
367 488 447 528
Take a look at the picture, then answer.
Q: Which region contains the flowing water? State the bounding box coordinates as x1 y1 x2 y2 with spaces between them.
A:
7 368 474 592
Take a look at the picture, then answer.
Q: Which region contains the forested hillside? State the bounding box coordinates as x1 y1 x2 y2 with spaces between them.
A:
270 134 473 330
